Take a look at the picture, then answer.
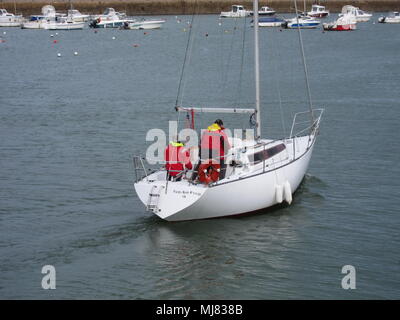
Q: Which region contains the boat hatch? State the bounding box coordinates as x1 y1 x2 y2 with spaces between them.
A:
249 143 286 165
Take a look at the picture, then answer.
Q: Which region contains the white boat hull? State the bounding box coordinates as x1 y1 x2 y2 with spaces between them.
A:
379 17 400 24
21 21 44 29
259 21 284 27
0 9 23 27
128 20 165 30
355 16 372 22
220 12 250 18
45 21 85 30
21 20 85 30
0 20 22 27
135 134 318 221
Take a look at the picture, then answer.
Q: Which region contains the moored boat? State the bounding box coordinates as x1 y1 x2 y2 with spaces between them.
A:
220 5 251 18
282 15 321 29
323 14 356 31
21 5 62 29
340 5 372 22
0 8 23 27
250 6 276 16
122 19 166 30
378 12 400 24
67 9 90 23
89 8 131 28
307 4 329 18
45 16 85 30
257 16 285 27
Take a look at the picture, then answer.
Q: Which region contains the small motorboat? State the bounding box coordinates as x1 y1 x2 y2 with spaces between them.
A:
122 19 166 30
45 16 85 30
257 16 285 27
378 12 400 24
249 6 276 16
307 4 329 18
282 15 321 29
67 9 90 23
89 8 130 28
0 8 23 27
21 5 64 29
340 5 372 22
220 5 251 18
323 14 357 31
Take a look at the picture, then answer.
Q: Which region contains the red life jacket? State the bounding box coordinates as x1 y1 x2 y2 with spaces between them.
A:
200 124 230 162
165 143 193 177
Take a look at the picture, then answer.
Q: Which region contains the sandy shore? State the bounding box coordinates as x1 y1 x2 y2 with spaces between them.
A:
2 1 399 16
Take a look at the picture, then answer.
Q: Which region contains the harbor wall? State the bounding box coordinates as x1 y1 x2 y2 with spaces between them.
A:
2 1 399 16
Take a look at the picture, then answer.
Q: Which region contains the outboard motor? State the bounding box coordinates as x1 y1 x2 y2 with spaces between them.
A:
281 21 288 28
89 19 98 28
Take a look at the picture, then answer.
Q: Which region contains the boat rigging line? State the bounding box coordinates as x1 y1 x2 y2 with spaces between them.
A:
293 0 315 123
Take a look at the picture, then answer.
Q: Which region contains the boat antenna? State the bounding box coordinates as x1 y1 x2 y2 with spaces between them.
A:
294 0 315 123
254 0 261 140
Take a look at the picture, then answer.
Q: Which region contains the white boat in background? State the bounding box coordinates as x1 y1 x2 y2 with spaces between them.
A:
21 19 46 29
323 14 357 31
0 8 23 27
283 15 321 29
91 7 126 21
378 12 400 24
340 5 372 22
123 19 166 30
257 16 285 27
67 9 89 22
133 0 323 221
250 6 276 16
89 8 131 28
45 16 85 30
22 15 85 30
220 5 251 18
21 5 61 29
307 4 329 18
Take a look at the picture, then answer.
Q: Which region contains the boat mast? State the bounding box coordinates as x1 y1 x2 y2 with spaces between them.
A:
253 0 261 139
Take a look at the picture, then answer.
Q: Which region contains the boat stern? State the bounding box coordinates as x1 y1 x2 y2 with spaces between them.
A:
134 177 207 220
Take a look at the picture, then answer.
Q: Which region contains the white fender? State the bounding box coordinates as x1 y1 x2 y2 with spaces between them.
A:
275 184 283 203
284 181 292 204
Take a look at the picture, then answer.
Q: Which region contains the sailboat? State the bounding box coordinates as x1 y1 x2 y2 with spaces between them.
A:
133 0 323 221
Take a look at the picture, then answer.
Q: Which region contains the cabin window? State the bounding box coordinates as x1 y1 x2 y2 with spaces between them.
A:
249 143 286 165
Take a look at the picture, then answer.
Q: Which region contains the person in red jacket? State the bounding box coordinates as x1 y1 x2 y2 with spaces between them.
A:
165 140 193 181
200 119 231 179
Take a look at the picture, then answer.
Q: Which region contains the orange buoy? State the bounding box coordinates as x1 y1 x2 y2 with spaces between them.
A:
198 162 220 185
